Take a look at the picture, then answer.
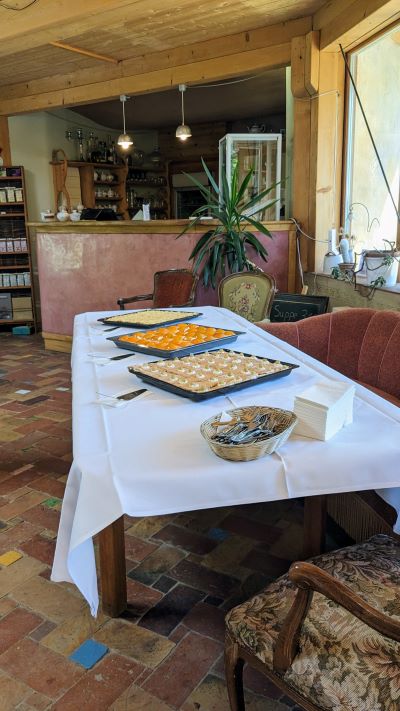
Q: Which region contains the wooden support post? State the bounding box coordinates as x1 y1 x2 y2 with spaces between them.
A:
98 516 127 617
0 117 11 165
303 495 327 558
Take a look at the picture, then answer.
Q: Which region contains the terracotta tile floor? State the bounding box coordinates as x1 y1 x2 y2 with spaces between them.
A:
0 334 350 710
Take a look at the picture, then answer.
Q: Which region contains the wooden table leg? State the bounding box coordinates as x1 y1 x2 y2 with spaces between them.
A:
303 495 327 558
98 516 127 617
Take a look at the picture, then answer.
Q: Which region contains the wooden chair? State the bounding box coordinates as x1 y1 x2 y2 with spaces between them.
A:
225 534 400 711
117 269 198 310
218 271 276 323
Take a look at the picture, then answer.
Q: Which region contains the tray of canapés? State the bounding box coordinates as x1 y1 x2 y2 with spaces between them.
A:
98 309 202 329
109 322 244 358
129 349 299 400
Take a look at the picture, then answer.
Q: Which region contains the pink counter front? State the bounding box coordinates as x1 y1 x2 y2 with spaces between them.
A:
31 220 296 350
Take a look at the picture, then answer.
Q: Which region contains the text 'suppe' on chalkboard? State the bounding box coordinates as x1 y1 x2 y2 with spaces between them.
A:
270 294 329 323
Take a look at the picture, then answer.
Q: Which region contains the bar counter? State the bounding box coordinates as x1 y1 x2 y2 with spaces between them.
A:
28 220 296 351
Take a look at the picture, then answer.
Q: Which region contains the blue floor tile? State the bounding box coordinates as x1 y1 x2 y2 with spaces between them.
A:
69 639 108 669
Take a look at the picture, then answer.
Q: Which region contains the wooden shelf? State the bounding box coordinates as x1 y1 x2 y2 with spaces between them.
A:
0 250 28 256
0 264 29 270
0 319 33 324
127 180 166 188
0 285 30 290
0 213 25 217
0 202 24 207
0 176 23 181
94 181 119 186
95 197 122 202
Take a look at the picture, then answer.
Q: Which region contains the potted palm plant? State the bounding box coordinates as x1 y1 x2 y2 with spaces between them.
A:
178 159 278 288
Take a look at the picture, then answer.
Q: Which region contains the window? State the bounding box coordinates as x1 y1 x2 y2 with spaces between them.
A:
344 25 400 255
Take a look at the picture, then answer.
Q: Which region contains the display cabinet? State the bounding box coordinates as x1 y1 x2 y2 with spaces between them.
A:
219 133 282 221
126 165 170 219
0 166 36 331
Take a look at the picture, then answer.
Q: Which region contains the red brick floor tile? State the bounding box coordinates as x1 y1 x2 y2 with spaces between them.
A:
143 631 222 708
170 559 237 598
20 535 56 566
29 620 57 642
153 524 217 555
0 608 43 655
182 601 226 642
34 477 66 499
22 504 60 532
0 522 45 554
125 578 163 615
52 654 143 711
139 584 204 637
124 534 158 562
221 514 282 544
0 638 84 698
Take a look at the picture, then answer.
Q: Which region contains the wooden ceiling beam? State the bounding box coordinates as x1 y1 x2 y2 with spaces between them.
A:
0 41 291 116
313 0 400 51
1 16 311 102
0 17 312 115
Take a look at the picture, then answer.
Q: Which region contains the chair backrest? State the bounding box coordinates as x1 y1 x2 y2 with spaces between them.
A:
218 271 276 323
152 269 198 308
258 308 400 401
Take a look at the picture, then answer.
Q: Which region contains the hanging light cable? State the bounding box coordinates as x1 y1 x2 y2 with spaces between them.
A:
117 95 134 152
175 84 192 141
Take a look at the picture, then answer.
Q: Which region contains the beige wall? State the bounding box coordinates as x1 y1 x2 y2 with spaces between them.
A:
8 108 157 221
304 272 400 311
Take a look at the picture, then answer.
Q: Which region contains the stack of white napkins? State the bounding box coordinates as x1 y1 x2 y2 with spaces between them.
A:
294 380 355 441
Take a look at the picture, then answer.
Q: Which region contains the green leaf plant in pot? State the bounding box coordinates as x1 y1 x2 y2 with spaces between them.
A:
178 158 279 288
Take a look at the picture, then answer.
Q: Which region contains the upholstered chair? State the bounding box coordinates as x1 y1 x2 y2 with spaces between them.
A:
218 271 276 323
225 534 400 711
117 269 198 309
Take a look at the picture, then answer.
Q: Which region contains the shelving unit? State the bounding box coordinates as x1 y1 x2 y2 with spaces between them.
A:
126 165 170 219
51 161 129 219
0 166 36 331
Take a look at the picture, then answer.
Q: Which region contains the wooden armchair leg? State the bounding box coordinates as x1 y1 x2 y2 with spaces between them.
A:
225 634 246 711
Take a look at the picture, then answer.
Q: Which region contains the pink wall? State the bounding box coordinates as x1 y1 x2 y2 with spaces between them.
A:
37 228 291 336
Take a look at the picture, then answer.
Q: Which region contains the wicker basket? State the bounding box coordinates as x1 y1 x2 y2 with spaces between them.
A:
200 406 297 462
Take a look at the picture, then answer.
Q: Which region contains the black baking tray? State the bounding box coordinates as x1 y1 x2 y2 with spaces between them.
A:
98 309 202 329
128 349 299 400
108 328 244 358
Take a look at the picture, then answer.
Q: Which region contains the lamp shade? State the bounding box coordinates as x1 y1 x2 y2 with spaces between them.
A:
117 133 134 150
176 124 192 141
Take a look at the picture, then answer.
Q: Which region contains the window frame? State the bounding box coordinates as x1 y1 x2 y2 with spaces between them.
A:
341 21 400 255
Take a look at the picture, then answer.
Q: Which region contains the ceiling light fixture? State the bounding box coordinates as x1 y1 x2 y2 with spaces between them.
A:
117 95 134 152
175 84 192 141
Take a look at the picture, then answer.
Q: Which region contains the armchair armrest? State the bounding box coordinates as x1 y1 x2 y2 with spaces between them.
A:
273 561 400 674
117 293 154 310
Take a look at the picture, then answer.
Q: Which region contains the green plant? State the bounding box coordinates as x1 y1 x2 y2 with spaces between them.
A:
178 158 278 288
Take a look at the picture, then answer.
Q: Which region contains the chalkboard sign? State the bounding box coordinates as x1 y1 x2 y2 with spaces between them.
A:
270 294 329 323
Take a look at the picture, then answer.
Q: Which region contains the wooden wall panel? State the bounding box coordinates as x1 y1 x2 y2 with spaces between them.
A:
0 117 11 165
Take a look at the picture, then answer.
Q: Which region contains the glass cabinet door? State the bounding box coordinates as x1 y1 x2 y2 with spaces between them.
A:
218 134 282 221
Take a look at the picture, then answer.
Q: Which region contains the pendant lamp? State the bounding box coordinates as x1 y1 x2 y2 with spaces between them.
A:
117 95 134 152
176 84 192 141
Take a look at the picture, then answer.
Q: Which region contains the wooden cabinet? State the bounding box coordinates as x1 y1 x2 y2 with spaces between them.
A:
52 161 129 219
0 166 36 331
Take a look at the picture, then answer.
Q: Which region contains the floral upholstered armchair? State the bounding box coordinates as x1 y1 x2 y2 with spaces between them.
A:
225 534 400 711
218 271 276 323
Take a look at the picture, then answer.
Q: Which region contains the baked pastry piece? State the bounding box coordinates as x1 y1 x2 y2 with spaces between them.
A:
134 350 289 393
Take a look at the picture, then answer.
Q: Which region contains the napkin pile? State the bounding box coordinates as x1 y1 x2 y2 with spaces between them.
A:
294 380 355 441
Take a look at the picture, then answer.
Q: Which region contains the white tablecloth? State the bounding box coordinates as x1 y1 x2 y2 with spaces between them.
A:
51 307 400 615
